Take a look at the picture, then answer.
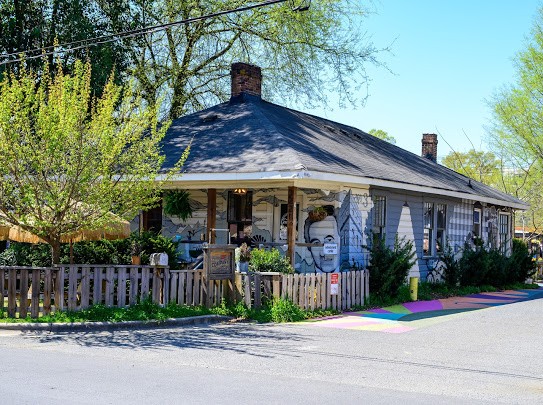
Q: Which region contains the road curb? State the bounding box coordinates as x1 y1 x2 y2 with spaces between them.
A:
0 315 232 332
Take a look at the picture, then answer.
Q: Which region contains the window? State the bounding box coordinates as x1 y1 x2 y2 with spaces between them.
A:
373 196 386 239
499 213 510 253
227 191 253 243
423 202 434 256
142 202 163 233
436 204 447 254
473 208 481 238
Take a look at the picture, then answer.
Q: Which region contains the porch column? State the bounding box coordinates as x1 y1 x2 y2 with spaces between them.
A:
287 186 297 268
207 189 216 243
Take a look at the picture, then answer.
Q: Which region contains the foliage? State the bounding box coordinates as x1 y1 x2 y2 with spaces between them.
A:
441 149 501 185
438 239 536 288
0 58 188 264
0 231 181 269
368 128 396 144
99 0 385 119
238 242 251 263
163 190 193 221
508 238 537 283
367 234 416 299
0 0 128 95
489 7 543 233
270 298 306 323
439 245 461 287
249 248 294 274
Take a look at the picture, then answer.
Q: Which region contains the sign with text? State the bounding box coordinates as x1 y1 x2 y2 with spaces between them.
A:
323 243 338 255
330 273 339 295
204 245 236 280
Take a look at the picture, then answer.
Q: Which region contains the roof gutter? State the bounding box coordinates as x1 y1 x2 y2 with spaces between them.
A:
161 170 529 210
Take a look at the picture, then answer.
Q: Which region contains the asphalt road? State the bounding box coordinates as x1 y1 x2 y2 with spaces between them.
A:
1 297 542 404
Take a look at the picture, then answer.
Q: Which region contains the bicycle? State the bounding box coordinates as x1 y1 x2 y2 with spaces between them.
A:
425 258 445 283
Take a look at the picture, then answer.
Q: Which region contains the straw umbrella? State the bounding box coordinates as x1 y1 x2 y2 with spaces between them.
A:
0 212 131 263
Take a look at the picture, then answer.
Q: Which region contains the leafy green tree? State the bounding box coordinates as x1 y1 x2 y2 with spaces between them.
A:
441 149 501 185
489 7 543 233
0 0 128 95
0 59 187 264
99 0 384 119
368 128 396 144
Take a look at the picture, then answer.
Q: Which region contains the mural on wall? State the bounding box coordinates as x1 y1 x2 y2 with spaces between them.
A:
303 205 340 273
339 190 366 270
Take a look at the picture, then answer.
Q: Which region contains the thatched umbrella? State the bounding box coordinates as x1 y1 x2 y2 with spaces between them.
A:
0 212 131 263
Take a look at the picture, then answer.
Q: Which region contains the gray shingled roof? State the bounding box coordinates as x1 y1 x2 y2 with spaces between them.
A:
162 93 525 207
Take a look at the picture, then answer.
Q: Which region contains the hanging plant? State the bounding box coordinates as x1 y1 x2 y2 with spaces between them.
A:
308 206 328 222
163 190 193 221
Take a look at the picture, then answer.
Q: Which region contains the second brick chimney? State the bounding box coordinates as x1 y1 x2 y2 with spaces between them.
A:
421 133 438 162
231 62 262 98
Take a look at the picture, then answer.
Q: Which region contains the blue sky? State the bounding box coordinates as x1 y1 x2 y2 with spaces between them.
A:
305 0 541 159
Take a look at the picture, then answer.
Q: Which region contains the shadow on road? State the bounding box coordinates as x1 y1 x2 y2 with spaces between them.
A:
21 322 307 358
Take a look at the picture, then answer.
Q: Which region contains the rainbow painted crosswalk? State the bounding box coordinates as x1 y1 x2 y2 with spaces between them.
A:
306 288 543 334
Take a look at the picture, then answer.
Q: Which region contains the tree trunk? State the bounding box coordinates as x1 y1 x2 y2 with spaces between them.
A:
51 240 61 265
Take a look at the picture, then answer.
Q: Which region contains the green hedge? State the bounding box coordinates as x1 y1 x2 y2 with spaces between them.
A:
0 231 180 269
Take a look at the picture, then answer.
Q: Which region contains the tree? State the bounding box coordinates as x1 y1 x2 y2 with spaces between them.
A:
368 128 396 144
98 0 384 119
489 7 543 233
441 149 501 185
0 59 187 263
0 0 128 96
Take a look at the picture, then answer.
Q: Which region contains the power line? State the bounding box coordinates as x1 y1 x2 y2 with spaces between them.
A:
0 0 296 66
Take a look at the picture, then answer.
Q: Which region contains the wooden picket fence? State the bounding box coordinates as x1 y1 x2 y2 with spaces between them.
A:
1 266 369 319
238 270 370 311
167 269 370 311
0 265 168 319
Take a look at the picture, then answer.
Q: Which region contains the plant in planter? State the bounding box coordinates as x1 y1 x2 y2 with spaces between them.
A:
308 206 328 222
236 242 251 273
163 190 193 221
249 247 294 274
131 240 142 265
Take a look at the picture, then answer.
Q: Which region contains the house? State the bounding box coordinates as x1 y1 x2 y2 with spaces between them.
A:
139 62 528 279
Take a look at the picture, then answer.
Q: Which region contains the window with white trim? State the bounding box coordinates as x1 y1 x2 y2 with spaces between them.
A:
373 196 386 239
499 213 510 253
436 204 447 254
473 208 482 238
423 202 434 256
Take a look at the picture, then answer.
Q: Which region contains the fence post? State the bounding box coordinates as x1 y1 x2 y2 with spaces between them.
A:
8 269 17 318
254 273 262 308
31 269 40 318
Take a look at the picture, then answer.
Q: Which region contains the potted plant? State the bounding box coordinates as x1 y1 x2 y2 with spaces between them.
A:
236 242 251 273
308 206 328 222
131 240 142 265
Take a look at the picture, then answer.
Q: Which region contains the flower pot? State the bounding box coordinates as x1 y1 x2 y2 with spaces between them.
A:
131 255 141 265
239 261 249 273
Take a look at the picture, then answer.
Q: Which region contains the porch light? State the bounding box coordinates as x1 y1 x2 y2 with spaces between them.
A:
233 188 247 195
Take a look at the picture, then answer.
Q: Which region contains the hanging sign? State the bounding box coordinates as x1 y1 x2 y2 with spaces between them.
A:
323 243 338 255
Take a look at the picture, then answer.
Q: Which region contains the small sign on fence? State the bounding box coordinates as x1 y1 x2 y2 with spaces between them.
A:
330 272 339 295
204 244 236 280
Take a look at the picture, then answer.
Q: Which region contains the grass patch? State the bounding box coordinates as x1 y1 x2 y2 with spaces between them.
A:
0 298 339 324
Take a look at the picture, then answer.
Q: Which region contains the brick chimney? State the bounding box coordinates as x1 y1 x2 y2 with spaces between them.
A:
421 133 438 162
231 62 262 98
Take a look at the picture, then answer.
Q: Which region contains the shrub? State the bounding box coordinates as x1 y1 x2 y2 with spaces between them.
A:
270 298 306 322
441 245 460 287
508 239 536 283
0 231 180 268
249 248 293 274
367 234 416 299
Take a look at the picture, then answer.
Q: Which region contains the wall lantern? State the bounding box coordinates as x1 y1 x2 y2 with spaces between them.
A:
233 188 247 195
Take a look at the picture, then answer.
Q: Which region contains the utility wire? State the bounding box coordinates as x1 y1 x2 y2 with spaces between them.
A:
0 0 295 66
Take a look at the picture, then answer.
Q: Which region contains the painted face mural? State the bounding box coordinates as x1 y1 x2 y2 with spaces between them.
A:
306 215 340 273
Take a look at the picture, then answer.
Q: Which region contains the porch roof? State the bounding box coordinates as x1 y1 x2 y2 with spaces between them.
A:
161 93 528 210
